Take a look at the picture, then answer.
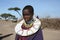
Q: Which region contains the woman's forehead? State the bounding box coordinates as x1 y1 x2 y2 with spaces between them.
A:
23 9 30 14
24 9 29 12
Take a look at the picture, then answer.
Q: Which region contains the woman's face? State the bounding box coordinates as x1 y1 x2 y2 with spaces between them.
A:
23 9 33 22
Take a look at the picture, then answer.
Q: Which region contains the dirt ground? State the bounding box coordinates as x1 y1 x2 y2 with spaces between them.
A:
0 21 60 40
43 28 60 40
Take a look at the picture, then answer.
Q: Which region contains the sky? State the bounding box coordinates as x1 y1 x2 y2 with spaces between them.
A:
0 0 60 19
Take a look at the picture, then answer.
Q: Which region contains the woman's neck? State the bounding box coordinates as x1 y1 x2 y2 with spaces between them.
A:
25 18 34 24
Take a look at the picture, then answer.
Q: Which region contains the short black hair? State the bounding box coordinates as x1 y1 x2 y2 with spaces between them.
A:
22 5 34 15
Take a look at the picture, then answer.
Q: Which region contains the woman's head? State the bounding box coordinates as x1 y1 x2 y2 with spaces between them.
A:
22 5 34 22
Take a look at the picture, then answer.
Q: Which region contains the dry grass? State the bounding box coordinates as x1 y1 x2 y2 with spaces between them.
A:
40 18 60 30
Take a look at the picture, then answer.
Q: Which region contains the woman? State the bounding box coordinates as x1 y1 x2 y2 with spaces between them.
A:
15 5 43 40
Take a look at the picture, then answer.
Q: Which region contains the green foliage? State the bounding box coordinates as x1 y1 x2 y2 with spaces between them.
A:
0 13 17 20
1 13 10 19
8 7 21 16
8 7 20 11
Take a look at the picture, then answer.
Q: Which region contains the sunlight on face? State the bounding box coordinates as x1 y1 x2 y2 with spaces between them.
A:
23 9 33 22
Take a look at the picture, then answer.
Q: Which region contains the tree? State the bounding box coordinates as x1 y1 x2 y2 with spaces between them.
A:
8 7 21 16
0 13 17 21
0 13 10 20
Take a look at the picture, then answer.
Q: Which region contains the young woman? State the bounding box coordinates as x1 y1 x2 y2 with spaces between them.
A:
15 5 43 40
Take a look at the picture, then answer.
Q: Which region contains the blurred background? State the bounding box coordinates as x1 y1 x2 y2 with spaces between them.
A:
0 0 60 40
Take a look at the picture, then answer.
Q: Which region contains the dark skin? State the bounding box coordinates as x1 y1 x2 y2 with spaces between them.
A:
23 9 33 23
